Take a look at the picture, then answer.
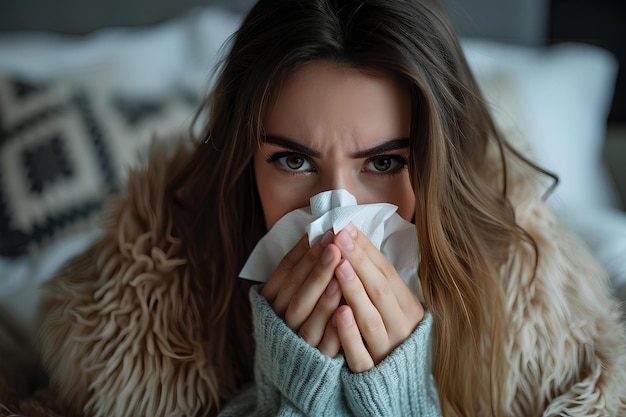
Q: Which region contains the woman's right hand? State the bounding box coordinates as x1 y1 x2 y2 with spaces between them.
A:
261 231 343 357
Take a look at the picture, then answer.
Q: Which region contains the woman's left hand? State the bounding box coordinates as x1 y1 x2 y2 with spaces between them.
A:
330 223 424 373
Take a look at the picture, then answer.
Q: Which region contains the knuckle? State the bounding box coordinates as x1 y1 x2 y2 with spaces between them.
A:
354 233 372 254
275 257 294 277
351 248 366 266
286 295 305 319
369 282 392 301
362 316 385 336
308 267 328 288
379 261 397 279
390 324 410 342
279 275 297 294
321 294 341 313
297 325 315 344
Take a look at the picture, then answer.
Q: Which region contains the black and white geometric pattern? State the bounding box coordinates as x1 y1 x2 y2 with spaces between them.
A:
0 76 197 257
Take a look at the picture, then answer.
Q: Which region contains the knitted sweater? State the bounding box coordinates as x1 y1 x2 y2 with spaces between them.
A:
219 287 441 416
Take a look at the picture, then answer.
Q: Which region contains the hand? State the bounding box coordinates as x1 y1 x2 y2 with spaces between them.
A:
331 223 424 373
261 231 344 357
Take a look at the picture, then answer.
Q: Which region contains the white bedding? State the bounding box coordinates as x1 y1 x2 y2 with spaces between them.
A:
0 5 624 334
0 6 242 97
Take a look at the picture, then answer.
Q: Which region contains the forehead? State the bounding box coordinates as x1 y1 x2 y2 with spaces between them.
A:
264 61 411 149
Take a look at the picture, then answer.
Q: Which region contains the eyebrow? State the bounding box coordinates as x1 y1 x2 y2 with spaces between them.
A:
263 135 322 158
263 135 410 159
350 138 409 159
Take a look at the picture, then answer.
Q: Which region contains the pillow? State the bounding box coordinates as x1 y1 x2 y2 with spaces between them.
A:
0 75 197 258
466 40 626 303
463 40 620 211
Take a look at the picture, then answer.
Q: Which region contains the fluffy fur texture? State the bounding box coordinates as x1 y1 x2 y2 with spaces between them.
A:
36 143 221 417
0 139 625 416
486 149 626 416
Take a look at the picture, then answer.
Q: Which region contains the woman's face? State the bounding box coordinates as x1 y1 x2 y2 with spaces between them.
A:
254 61 416 230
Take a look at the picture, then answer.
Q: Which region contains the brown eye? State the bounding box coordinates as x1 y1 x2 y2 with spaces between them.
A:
266 152 314 173
372 157 392 172
364 155 407 175
286 155 305 169
272 153 312 171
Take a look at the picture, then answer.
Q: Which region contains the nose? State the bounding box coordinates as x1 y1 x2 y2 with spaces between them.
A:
319 168 364 202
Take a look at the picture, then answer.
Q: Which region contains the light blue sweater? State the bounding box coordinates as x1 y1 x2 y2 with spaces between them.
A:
219 286 442 416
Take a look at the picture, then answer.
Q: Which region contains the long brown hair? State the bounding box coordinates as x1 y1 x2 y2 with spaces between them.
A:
167 0 545 414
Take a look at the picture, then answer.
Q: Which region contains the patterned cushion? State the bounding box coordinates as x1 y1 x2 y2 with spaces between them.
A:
0 76 197 257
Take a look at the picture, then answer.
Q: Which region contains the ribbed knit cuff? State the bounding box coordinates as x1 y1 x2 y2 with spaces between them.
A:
249 286 346 415
340 312 441 416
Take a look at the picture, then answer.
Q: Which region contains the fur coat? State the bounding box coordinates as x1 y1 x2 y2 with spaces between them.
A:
1 141 625 417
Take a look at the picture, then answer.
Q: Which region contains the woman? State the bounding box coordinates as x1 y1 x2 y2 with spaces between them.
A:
32 0 626 416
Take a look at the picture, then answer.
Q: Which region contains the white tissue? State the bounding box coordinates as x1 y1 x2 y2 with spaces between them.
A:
239 190 420 294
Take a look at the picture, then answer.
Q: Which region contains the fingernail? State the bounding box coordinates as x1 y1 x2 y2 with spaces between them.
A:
344 223 358 238
325 278 339 296
320 246 334 266
336 230 354 251
337 260 354 281
320 230 334 247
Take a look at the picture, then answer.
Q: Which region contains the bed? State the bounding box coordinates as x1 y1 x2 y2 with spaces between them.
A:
0 1 624 364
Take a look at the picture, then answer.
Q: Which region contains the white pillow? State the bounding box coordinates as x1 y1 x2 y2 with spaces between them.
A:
0 5 241 98
463 39 620 211
464 40 626 304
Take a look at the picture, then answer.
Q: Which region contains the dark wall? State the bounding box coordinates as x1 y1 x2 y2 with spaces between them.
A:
0 0 251 34
439 0 548 45
0 0 549 41
549 0 626 122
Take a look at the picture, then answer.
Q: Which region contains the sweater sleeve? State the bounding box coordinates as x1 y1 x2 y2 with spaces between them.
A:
341 312 442 416
220 286 441 417
230 286 347 416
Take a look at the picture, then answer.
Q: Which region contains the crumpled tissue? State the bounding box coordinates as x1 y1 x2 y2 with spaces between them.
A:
239 189 420 295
